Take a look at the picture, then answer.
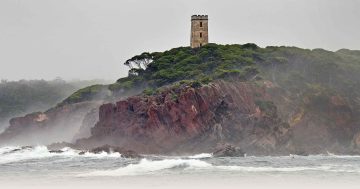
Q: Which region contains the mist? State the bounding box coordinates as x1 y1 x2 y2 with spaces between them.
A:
0 77 146 146
0 79 109 133
0 0 359 81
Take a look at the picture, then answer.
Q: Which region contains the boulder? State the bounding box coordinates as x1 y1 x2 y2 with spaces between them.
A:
49 150 64 154
213 144 245 157
6 146 33 154
89 145 141 158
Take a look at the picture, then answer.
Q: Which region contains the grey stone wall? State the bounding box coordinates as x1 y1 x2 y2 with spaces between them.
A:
191 15 209 48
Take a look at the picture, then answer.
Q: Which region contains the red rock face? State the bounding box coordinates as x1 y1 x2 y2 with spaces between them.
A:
79 81 289 155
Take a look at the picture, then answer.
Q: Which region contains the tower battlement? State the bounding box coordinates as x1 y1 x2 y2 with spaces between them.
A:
191 15 208 20
190 15 209 48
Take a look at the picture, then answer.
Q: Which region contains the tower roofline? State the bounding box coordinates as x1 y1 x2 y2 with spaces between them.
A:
191 15 208 21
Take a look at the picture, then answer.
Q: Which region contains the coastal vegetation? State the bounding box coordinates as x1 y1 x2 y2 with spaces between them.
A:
63 43 360 113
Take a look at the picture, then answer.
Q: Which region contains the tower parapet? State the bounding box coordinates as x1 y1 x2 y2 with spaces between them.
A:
191 15 208 21
190 15 209 48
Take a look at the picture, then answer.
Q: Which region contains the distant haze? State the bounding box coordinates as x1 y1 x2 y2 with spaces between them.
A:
0 0 359 81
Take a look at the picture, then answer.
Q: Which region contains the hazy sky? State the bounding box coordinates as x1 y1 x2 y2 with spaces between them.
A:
0 0 359 81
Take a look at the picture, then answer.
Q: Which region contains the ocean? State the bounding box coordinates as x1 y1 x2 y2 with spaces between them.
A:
0 146 360 189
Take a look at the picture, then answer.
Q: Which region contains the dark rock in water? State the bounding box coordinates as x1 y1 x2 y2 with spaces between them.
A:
6 146 33 154
213 145 245 157
49 150 64 154
78 151 86 155
89 145 141 158
121 150 141 159
90 145 114 154
8 148 22 153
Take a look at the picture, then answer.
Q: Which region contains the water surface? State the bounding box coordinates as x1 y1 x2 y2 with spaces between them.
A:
0 146 359 189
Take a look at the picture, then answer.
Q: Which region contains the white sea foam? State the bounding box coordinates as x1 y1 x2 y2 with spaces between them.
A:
325 152 360 159
80 158 212 177
0 146 121 164
187 153 213 159
0 146 53 164
4 145 360 177
79 158 345 177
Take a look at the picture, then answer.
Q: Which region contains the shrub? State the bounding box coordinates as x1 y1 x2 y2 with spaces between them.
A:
143 88 156 96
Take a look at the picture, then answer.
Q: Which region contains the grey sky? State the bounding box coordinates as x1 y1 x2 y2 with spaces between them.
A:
0 0 359 81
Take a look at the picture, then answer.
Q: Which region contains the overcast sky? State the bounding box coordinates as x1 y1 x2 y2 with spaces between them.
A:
0 0 359 81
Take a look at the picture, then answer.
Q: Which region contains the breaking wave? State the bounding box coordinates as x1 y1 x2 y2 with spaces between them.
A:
4 146 360 177
80 158 338 177
0 146 121 164
80 158 212 176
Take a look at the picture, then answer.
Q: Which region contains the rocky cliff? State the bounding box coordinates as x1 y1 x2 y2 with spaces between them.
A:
77 79 360 155
1 44 360 155
76 80 290 155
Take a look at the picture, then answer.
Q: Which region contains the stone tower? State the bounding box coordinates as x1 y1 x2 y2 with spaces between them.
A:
190 15 208 48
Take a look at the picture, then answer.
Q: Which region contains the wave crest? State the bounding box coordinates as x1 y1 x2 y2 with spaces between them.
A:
80 158 212 177
187 153 213 159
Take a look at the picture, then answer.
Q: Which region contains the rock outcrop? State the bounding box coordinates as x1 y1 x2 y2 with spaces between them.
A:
213 144 245 157
76 80 290 155
74 79 360 155
88 145 140 158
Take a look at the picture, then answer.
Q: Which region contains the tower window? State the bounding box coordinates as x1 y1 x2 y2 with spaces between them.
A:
200 32 202 38
200 43 202 47
200 22 203 27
